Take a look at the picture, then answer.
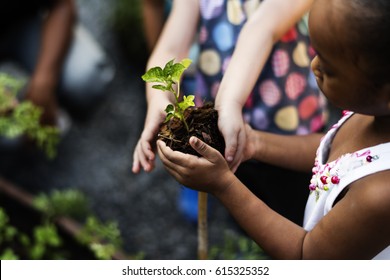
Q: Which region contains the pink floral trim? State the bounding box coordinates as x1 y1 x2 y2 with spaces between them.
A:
309 150 379 201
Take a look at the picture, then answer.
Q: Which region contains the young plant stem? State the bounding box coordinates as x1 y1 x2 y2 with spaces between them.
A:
172 81 190 132
198 191 208 260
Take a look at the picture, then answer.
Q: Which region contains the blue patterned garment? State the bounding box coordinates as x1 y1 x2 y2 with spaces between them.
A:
195 0 327 135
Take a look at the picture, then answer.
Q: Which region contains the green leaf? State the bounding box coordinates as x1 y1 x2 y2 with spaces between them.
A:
162 59 175 78
152 84 168 91
180 58 192 68
33 189 89 219
164 113 174 123
164 104 175 115
0 208 9 228
0 249 19 260
90 243 116 260
178 95 195 112
77 216 123 259
164 104 175 123
141 67 165 83
33 224 62 247
171 59 192 83
142 58 193 131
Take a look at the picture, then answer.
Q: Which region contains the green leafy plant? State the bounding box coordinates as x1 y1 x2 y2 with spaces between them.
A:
142 58 195 131
33 189 89 220
0 207 64 260
77 216 123 260
1 189 136 260
34 189 126 260
0 73 60 159
142 58 210 260
209 230 270 260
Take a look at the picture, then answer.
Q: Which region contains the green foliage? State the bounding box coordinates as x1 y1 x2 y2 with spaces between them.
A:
28 224 63 259
33 189 89 220
0 207 65 260
0 189 133 260
142 58 195 131
0 73 60 159
33 189 125 260
77 216 123 260
209 230 270 260
0 208 17 244
0 73 24 112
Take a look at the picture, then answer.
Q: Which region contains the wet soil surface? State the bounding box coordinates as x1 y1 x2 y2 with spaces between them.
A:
159 103 225 156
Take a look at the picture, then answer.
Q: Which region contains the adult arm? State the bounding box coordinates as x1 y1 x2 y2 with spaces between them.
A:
215 0 314 171
245 127 323 172
26 0 76 125
132 0 200 173
142 0 165 52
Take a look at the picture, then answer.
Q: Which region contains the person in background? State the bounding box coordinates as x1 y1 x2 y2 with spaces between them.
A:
0 0 115 130
157 0 390 259
133 0 328 225
142 0 168 53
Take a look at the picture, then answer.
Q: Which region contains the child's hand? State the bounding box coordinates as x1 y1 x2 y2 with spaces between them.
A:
157 136 235 195
242 123 256 162
132 112 164 173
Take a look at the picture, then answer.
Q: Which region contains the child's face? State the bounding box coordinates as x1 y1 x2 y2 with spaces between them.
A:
309 0 388 115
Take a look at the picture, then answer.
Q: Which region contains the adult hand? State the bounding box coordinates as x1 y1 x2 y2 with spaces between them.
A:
25 75 58 126
217 103 246 172
157 136 234 194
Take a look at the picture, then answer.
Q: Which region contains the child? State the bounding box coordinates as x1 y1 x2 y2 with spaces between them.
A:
157 0 390 259
133 0 327 225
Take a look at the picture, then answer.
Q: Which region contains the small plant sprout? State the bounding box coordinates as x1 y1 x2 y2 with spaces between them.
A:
141 58 195 131
142 58 211 260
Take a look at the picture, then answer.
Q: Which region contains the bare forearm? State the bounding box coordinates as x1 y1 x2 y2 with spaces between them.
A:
142 0 165 52
252 131 323 172
215 0 313 109
215 176 307 259
145 0 199 108
215 13 273 109
35 0 76 79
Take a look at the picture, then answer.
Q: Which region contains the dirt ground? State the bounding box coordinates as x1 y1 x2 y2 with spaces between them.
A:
0 0 237 260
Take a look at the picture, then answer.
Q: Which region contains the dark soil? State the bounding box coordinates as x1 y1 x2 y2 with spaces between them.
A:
158 103 225 156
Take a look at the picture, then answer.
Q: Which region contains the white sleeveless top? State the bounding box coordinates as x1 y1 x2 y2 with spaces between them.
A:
303 111 390 259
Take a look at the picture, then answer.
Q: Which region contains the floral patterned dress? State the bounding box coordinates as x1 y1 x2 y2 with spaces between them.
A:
195 0 327 135
304 111 390 259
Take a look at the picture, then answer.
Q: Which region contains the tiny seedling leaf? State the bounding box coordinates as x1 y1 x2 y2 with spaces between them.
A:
178 95 195 112
165 104 175 115
142 58 194 131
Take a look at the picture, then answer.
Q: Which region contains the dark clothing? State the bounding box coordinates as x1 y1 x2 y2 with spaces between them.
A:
0 0 56 33
235 161 311 226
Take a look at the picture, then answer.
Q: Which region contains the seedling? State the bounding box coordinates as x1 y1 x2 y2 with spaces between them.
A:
142 58 211 260
141 58 195 131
